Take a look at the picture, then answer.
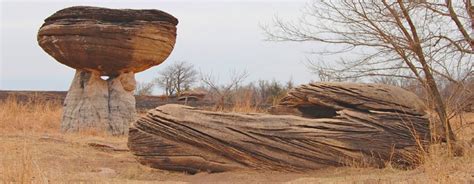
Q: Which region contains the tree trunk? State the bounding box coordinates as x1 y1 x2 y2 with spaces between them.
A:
128 82 430 173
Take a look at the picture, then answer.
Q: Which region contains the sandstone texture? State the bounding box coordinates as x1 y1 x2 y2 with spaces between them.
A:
62 70 109 132
270 82 426 117
128 82 430 173
62 70 137 135
37 6 178 135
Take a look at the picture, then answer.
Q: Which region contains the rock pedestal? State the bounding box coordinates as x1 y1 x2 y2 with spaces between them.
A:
61 70 109 132
37 6 178 135
62 70 137 135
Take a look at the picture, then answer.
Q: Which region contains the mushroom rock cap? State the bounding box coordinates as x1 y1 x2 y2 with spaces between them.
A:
37 6 178 76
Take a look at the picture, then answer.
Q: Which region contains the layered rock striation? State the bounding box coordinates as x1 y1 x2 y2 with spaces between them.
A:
128 82 430 173
38 6 177 76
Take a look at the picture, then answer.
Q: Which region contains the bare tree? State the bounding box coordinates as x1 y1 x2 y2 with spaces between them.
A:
255 79 288 105
285 77 295 90
155 61 198 96
265 0 474 152
173 61 198 95
200 70 249 110
155 67 175 96
135 81 154 96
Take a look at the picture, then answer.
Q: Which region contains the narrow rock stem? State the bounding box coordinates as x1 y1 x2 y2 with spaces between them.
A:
62 69 136 135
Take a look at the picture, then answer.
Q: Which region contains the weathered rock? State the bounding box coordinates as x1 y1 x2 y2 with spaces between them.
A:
107 72 137 134
62 70 137 135
128 82 430 173
37 6 178 135
37 6 178 76
62 70 109 132
271 82 427 117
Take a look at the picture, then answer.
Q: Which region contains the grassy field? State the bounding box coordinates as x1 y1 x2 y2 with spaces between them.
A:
0 96 473 183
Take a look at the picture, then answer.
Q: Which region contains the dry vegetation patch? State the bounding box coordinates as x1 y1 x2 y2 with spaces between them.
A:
0 96 62 135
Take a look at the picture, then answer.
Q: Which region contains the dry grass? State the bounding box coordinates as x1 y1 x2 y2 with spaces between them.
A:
421 144 474 183
0 95 473 183
451 112 474 141
0 95 62 135
231 95 266 114
222 90 267 113
0 96 140 183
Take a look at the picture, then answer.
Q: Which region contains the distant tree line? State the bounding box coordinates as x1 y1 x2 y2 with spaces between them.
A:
134 61 296 109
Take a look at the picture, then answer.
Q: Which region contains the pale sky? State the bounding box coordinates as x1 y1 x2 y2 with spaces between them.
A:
0 0 321 92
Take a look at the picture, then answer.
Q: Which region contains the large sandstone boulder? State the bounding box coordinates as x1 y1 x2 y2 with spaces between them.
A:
37 6 178 135
128 82 430 173
37 6 177 76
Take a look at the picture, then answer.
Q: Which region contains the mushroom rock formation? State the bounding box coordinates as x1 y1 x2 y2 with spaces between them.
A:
128 82 430 173
37 6 178 135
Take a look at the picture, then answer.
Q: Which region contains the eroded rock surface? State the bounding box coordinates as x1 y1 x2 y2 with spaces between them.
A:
128 82 430 173
62 70 137 135
107 72 137 134
270 82 427 117
37 6 178 76
62 70 109 132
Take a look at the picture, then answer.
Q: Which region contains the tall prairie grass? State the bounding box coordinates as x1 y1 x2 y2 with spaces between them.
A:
0 95 125 183
0 95 62 134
